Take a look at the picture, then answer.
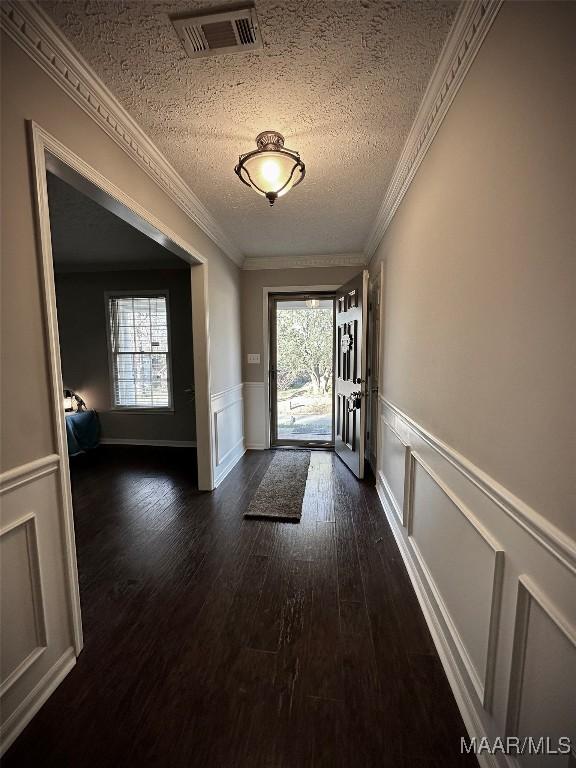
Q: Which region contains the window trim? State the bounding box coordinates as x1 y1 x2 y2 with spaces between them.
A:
104 289 174 413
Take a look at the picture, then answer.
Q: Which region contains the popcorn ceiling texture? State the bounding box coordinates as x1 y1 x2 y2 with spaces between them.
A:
42 0 458 259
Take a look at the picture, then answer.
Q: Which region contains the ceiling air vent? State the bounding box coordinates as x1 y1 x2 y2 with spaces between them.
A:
171 6 262 59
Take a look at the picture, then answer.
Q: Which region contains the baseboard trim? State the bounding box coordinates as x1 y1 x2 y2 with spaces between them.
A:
0 647 76 757
99 438 197 448
245 443 267 450
375 479 502 768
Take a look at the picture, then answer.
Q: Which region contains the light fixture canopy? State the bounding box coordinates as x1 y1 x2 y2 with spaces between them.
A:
234 131 305 206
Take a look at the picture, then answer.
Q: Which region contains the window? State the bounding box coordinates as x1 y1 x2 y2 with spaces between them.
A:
106 293 172 409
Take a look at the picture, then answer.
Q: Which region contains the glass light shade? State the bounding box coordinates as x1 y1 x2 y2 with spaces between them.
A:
240 151 303 198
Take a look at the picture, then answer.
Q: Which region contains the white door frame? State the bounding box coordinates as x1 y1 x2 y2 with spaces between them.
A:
261 284 341 450
28 121 215 654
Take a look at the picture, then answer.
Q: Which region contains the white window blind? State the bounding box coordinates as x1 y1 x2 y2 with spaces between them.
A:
107 294 172 409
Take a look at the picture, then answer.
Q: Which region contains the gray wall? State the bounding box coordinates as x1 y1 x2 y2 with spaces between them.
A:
55 270 196 443
370 0 576 538
241 265 361 382
1 32 242 472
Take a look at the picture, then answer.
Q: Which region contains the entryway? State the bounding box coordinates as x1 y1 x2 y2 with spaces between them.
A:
268 271 370 480
269 293 335 448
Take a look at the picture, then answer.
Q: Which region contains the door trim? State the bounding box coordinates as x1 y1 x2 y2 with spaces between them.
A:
28 121 216 656
262 285 342 450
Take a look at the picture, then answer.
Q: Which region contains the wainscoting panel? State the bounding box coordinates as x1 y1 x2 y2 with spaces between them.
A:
506 577 576 767
243 382 267 450
380 419 411 525
0 513 47 697
409 453 503 709
0 456 77 755
211 384 246 487
376 397 576 768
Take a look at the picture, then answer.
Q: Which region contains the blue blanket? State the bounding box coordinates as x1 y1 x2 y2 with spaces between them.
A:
65 410 100 456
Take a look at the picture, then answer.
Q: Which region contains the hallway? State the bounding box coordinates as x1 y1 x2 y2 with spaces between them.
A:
5 448 475 767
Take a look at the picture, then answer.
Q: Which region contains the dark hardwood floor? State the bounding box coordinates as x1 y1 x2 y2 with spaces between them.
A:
5 446 477 767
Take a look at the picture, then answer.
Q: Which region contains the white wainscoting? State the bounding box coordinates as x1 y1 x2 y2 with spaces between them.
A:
243 382 267 450
506 577 576 768
211 383 246 487
0 455 77 755
376 397 576 768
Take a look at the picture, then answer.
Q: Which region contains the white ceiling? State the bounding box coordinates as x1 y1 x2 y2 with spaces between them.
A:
47 173 187 271
42 0 458 260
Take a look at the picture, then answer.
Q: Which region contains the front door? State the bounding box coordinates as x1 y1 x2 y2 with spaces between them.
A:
269 293 335 448
334 271 369 478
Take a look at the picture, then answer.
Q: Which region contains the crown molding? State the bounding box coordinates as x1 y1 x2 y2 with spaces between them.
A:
242 253 367 271
0 1 243 266
364 0 503 261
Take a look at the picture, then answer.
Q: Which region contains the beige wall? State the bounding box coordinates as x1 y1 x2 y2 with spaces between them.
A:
55 269 196 443
370 1 576 538
0 33 242 471
241 265 361 382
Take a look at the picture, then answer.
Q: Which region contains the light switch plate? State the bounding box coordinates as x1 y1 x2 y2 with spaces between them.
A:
247 353 260 364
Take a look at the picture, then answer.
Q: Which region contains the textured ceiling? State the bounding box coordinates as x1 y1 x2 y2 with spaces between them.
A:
47 173 187 270
42 0 458 259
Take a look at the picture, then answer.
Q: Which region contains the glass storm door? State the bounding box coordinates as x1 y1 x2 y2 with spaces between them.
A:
334 271 369 478
269 294 335 447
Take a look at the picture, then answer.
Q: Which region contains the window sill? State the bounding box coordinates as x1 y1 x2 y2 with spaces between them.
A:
108 407 174 415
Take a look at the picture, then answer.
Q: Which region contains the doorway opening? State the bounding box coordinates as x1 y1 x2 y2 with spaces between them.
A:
29 123 215 654
269 293 335 448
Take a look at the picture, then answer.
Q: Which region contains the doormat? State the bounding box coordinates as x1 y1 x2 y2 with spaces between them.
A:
244 450 311 522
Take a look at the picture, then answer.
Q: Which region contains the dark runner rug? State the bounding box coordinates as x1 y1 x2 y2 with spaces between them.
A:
244 450 311 522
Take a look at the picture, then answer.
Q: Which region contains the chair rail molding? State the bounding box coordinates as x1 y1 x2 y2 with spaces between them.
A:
0 454 60 495
243 253 367 271
364 0 503 260
0 1 242 266
380 397 575 576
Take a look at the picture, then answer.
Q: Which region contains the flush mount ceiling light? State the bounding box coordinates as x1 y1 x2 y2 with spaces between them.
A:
234 131 305 206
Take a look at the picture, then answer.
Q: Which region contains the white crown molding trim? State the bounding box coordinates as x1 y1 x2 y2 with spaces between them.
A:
0 1 243 266
380 396 576 576
364 0 503 260
242 253 367 271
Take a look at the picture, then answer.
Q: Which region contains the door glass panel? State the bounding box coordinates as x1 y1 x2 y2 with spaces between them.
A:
274 298 334 444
